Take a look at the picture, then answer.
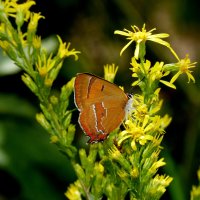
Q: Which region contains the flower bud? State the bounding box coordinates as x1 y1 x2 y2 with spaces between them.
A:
21 73 38 94
16 11 24 28
36 113 51 131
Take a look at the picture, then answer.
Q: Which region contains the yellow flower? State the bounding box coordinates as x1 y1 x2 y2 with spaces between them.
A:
131 57 151 78
160 114 172 129
104 63 118 82
134 102 148 120
0 23 26 47
0 0 18 19
150 175 173 194
65 180 82 200
35 113 51 130
149 158 166 174
35 53 55 76
108 145 131 171
130 94 148 118
0 0 35 20
32 35 41 49
191 185 200 200
57 35 80 60
115 24 179 60
118 115 154 150
118 169 129 179
17 0 35 20
50 135 59 143
18 31 27 47
130 167 139 178
170 54 197 84
0 40 9 50
28 12 44 32
190 167 200 200
131 58 176 89
0 23 12 40
44 78 53 87
94 162 104 173
108 145 121 160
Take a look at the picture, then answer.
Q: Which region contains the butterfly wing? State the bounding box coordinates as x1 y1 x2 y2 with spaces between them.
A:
74 73 128 142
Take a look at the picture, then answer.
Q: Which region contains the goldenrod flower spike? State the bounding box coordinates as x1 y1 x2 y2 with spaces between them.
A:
114 24 179 60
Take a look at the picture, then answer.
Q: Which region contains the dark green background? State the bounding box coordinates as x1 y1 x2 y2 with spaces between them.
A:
0 0 200 199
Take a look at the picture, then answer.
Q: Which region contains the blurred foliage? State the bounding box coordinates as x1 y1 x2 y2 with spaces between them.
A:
0 94 75 199
0 0 199 199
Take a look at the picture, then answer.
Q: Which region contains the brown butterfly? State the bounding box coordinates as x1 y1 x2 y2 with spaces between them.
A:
74 73 131 143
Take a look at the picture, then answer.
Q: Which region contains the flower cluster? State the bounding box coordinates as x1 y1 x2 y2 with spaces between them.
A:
0 0 80 77
108 24 197 199
114 24 179 60
114 24 197 154
0 0 80 159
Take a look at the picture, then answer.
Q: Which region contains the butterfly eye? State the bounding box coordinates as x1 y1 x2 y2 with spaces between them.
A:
127 93 133 99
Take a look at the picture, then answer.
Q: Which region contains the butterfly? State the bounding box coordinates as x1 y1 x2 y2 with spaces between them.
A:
74 73 132 143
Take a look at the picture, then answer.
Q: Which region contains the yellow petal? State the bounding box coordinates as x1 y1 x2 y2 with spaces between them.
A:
114 30 130 37
186 72 195 83
132 80 140 86
132 73 138 77
134 43 140 59
170 71 182 84
160 80 176 89
150 33 169 38
120 40 134 56
131 139 137 151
